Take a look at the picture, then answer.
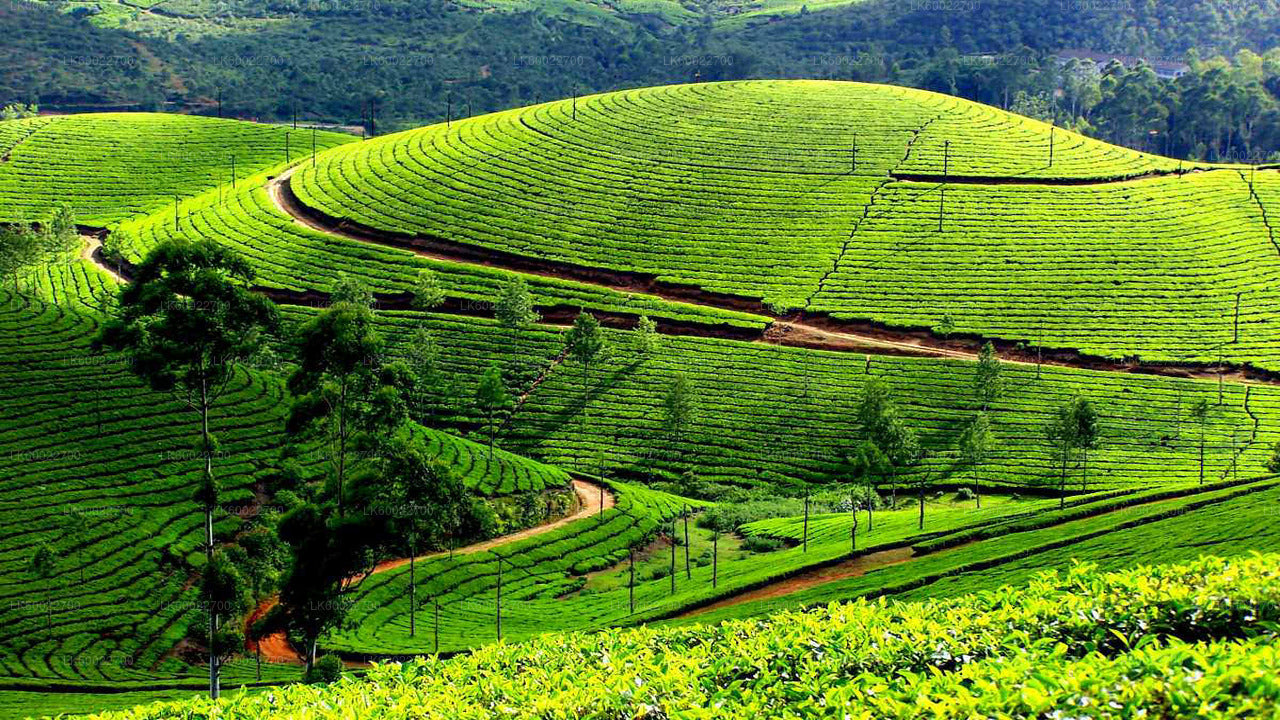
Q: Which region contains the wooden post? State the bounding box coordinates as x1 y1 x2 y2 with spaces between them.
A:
495 555 502 641
937 187 945 232
712 532 718 588
943 140 950 177
1049 126 1055 167
292 102 297 130
802 491 809 553
683 506 691 579
285 132 290 163
669 519 676 594
173 195 179 231
629 548 635 613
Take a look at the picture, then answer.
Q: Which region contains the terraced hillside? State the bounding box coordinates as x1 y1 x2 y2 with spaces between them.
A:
90 555 1280 719
0 114 353 224
284 80 1280 369
294 308 1279 493
0 259 575 694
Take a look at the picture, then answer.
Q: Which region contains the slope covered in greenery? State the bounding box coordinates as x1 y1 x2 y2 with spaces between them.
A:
299 307 1277 493
0 113 353 224
89 555 1280 719
283 80 1280 367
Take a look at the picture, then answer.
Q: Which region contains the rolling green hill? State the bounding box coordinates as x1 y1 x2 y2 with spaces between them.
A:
0 113 353 224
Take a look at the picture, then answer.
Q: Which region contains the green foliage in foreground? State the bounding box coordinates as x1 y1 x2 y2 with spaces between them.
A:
92 554 1280 719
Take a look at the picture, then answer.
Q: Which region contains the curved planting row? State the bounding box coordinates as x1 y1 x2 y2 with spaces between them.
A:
321 308 1280 492
0 276 298 686
0 260 575 687
811 170 1280 366
108 555 1280 720
0 113 353 224
283 81 1280 370
325 480 699 655
113 171 767 330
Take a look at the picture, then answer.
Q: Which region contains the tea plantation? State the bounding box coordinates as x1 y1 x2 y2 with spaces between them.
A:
1 82 1279 718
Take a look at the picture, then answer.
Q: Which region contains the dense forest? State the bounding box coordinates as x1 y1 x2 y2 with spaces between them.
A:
5 0 1280 160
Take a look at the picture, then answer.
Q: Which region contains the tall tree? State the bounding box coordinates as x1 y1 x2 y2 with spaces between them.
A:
1071 397 1100 493
632 316 659 360
494 276 540 388
475 365 512 461
563 311 607 459
353 437 470 638
406 324 450 426
958 412 995 508
0 221 39 293
846 439 887 532
1190 398 1211 485
662 373 697 466
276 501 379 674
411 268 445 311
94 238 278 699
856 378 917 506
287 279 390 517
974 341 1003 410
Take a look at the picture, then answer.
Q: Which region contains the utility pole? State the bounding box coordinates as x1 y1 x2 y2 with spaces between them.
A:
943 140 950 177
938 187 945 232
711 532 718 588
802 490 810 553
292 101 297 130
1218 344 1225 405
495 555 502 642
173 195 179 231
669 519 676 594
285 132 290 163
683 506 691 579
1049 126 1055 167
629 548 635 613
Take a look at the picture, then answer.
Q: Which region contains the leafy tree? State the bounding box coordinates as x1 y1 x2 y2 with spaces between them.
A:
332 272 374 308
475 364 512 461
406 324 450 426
0 221 39 293
1071 397 1100 493
974 341 1003 410
27 543 55 636
856 378 917 506
94 238 277 699
352 437 470 637
563 311 607 455
100 229 131 277
1191 397 1211 485
633 315 659 359
276 501 379 675
495 276 539 328
233 527 288 680
494 277 540 387
200 551 249 685
1045 396 1097 507
288 279 396 516
1268 440 1280 474
411 268 445 310
1 103 38 120
662 373 697 465
845 439 887 532
957 412 995 508
42 204 79 262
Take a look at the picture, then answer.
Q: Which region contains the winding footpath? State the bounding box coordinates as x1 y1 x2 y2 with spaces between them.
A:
247 478 614 664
